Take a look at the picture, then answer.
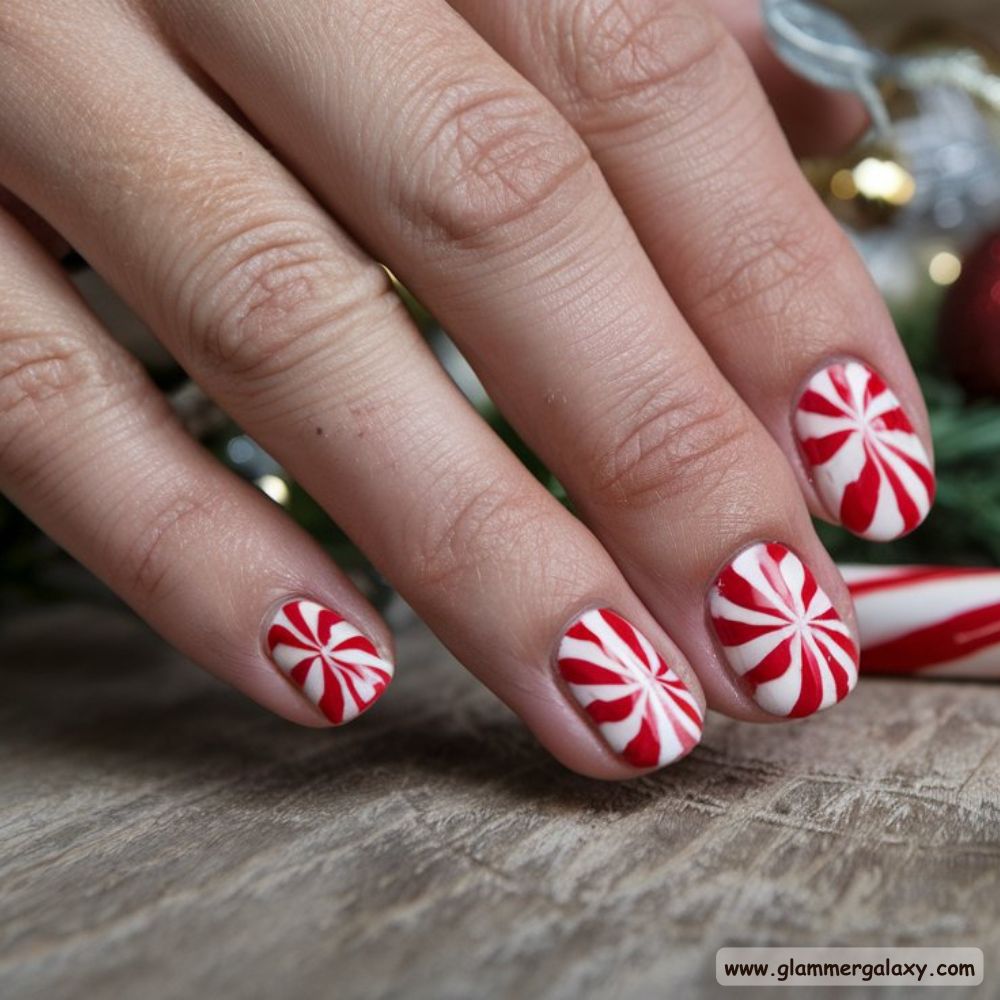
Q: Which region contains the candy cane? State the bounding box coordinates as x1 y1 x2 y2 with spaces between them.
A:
841 564 1000 677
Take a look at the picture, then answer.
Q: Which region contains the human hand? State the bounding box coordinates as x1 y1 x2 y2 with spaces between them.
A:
0 0 934 777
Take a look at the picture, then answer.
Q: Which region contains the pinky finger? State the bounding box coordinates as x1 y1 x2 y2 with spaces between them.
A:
0 209 393 728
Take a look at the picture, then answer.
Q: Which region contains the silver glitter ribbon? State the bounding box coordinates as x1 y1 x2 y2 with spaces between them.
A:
763 0 1000 242
762 0 1000 140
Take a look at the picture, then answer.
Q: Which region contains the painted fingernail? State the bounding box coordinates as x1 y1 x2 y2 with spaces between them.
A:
794 360 934 541
709 542 858 718
266 599 393 724
557 609 703 769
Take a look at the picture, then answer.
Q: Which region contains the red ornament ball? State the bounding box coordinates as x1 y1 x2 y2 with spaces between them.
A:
941 231 1000 396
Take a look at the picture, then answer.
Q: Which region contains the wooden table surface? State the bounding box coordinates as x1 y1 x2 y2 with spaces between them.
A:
1 601 998 1000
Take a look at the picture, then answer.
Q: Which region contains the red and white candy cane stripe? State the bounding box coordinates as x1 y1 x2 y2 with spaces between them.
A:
710 542 858 717
794 361 934 541
842 564 1000 678
267 599 393 724
557 609 703 769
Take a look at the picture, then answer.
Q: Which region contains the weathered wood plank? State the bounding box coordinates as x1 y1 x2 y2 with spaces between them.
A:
1 603 998 999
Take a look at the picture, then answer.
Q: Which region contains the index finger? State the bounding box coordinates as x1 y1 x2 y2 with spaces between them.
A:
454 0 934 542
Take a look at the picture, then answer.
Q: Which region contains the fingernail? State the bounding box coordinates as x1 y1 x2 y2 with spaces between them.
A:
557 608 703 769
709 542 858 718
266 599 393 724
794 359 934 541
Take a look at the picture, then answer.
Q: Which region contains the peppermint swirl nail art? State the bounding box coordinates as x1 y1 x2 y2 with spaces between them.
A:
794 360 934 541
267 599 393 724
709 542 858 718
557 609 703 769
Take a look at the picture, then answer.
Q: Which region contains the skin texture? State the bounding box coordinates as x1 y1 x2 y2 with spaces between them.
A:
0 0 933 778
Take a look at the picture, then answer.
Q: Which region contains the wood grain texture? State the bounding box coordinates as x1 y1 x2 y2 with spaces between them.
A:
1 602 998 1000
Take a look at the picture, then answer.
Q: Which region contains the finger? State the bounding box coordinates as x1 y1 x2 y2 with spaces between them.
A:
705 0 868 156
152 0 860 719
0 208 392 728
0 7 706 776
451 0 935 543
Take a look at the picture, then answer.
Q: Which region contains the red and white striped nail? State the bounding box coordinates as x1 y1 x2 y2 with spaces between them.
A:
557 609 703 769
709 542 858 718
794 360 935 541
266 599 393 724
